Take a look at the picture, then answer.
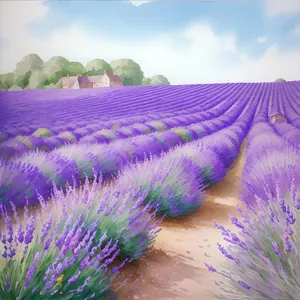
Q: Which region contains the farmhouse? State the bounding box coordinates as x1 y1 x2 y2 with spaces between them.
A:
60 70 123 89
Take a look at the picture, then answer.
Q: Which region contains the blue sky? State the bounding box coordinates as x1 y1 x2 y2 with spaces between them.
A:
0 0 299 83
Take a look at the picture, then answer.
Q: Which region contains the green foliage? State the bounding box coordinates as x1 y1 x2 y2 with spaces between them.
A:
0 73 14 90
8 85 23 91
27 70 48 89
110 58 144 86
44 83 57 89
1 53 171 89
43 56 71 85
68 61 85 76
0 133 6 143
146 120 168 131
32 128 53 138
13 72 31 89
150 75 170 85
15 53 44 76
58 131 77 143
13 54 44 88
15 136 34 149
85 59 113 76
55 81 62 88
142 77 152 85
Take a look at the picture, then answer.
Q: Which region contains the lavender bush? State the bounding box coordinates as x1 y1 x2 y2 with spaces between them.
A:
53 145 101 180
32 128 53 138
171 127 197 142
0 159 49 209
206 177 300 299
0 132 6 143
117 154 205 217
241 145 300 207
15 135 46 151
170 144 226 186
58 131 77 143
0 204 126 299
13 151 79 191
49 175 162 259
0 140 29 159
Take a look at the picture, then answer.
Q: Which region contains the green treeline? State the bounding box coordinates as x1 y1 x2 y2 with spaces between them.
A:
0 54 171 91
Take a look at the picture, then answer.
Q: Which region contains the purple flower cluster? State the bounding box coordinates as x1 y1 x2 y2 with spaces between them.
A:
1 92 249 211
0 173 161 298
206 116 300 299
115 99 257 217
0 159 50 208
1 81 249 139
0 83 243 159
117 153 205 217
241 122 300 208
0 210 123 299
49 174 162 259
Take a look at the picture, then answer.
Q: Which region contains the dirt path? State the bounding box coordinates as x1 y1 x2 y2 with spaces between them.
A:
113 142 247 300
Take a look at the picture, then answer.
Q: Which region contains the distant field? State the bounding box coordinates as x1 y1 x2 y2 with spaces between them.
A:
0 82 259 137
0 80 299 300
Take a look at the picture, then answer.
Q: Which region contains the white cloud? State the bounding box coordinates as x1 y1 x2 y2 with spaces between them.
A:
0 0 299 84
0 0 48 39
265 0 300 17
291 23 300 36
0 0 48 72
129 0 154 7
256 36 267 43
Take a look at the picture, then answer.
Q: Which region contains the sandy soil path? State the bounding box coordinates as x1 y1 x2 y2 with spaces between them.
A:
113 142 247 300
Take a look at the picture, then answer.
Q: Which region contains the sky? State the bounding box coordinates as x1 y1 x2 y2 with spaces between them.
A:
0 0 300 84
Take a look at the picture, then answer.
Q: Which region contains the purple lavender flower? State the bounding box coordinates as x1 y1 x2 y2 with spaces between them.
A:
206 120 300 299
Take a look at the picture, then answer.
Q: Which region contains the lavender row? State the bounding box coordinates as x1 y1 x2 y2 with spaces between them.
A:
0 84 252 159
0 86 254 297
0 86 260 298
77 82 251 145
241 121 297 206
0 82 240 136
205 84 300 299
281 82 300 128
115 100 257 217
0 95 251 210
272 121 300 147
0 81 247 139
0 170 165 298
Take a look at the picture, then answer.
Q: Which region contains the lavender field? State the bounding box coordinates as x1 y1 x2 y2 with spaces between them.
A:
0 81 299 299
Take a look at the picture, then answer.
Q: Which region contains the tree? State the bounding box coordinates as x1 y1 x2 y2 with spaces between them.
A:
27 70 48 89
142 75 171 86
13 73 31 89
150 75 170 86
8 85 23 91
110 58 144 86
43 56 71 85
15 53 44 75
275 78 286 82
68 62 86 76
44 83 57 89
0 73 14 90
85 59 113 76
142 77 152 85
14 54 44 89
